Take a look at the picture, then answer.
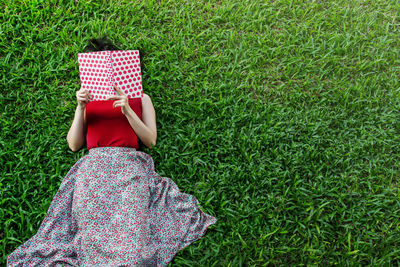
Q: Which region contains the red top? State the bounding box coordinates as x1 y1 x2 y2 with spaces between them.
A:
85 98 142 150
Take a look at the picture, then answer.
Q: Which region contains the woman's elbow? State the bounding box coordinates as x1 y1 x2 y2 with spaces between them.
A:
145 134 157 149
68 143 80 152
66 137 81 152
69 146 80 152
146 139 156 149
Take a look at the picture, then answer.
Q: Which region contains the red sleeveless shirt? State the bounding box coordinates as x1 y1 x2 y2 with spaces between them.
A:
85 98 142 150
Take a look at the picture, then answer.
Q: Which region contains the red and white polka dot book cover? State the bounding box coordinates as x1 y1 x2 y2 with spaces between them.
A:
77 50 143 101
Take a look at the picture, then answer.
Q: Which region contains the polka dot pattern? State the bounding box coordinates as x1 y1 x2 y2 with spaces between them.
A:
7 147 217 266
78 50 144 101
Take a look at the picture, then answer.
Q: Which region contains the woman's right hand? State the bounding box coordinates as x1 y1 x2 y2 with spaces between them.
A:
68 88 91 152
76 88 93 109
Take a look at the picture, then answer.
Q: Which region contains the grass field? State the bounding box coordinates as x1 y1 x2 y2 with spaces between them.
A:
1 0 400 265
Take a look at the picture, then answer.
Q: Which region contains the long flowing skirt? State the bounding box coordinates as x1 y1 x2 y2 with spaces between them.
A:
7 147 217 266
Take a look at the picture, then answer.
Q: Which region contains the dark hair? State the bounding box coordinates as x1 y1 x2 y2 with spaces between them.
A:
83 36 120 52
83 36 146 72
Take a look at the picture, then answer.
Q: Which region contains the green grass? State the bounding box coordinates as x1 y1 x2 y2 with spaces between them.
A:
1 0 400 265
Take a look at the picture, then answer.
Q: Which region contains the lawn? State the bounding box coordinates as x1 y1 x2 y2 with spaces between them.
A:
1 0 400 265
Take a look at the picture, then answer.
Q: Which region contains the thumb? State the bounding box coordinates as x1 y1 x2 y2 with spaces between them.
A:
114 84 125 96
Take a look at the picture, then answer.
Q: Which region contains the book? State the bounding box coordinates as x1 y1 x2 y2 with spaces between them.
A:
77 50 143 101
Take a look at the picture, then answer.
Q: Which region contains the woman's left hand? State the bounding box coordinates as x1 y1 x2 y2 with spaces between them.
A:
106 85 132 115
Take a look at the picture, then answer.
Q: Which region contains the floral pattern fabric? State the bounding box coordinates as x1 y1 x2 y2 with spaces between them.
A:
7 147 217 266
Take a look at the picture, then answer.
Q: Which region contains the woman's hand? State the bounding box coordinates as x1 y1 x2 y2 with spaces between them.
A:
106 85 157 149
76 87 93 110
68 87 90 152
106 85 132 115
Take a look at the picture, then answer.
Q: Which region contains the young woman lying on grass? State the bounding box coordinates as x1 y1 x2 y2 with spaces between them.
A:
68 84 157 150
7 37 217 267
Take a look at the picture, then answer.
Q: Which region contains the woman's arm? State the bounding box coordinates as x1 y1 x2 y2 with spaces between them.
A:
107 86 157 149
125 93 157 149
66 88 91 152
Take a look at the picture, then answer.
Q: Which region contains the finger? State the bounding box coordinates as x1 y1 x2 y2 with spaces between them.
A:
78 93 90 100
114 100 128 108
79 91 89 96
78 100 88 105
113 100 123 108
114 103 124 108
85 91 93 100
114 103 127 109
106 95 123 100
77 97 88 103
79 94 90 102
114 85 126 96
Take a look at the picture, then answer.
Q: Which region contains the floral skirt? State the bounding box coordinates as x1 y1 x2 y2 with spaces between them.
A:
7 147 217 266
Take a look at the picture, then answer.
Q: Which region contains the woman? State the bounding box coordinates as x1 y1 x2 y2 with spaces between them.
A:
7 37 217 266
